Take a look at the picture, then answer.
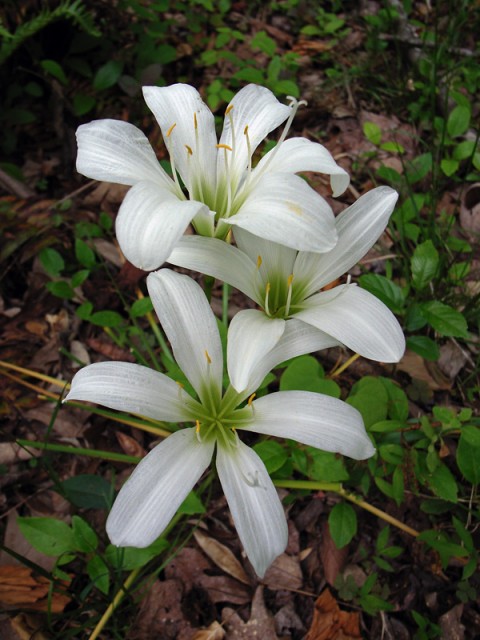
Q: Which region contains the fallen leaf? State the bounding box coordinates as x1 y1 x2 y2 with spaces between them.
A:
398 350 452 391
0 442 41 465
437 342 468 380
0 566 70 613
192 621 225 640
115 431 146 458
194 529 250 585
263 553 303 591
222 586 279 639
320 520 349 586
439 604 465 640
305 588 361 640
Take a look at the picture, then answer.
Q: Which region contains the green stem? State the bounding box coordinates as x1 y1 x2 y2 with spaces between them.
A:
16 439 141 464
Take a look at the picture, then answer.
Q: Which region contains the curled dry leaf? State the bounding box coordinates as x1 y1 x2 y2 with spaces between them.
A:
193 529 250 586
263 553 303 591
398 350 451 391
192 621 225 640
0 566 70 613
115 431 146 459
305 588 361 640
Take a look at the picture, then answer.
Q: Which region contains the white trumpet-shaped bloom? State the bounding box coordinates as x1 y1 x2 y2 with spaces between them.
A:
76 83 350 270
168 186 406 392
65 269 374 577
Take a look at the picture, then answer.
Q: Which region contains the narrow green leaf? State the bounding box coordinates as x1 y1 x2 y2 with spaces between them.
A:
421 301 468 338
447 105 471 138
411 240 439 290
363 121 382 146
39 247 64 277
93 60 123 91
328 502 357 548
457 426 480 484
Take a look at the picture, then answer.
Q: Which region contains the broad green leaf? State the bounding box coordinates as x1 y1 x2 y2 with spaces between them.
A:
418 530 469 568
406 152 432 183
130 297 154 318
89 310 124 328
251 30 276 56
87 555 110 594
381 377 409 421
406 336 439 361
363 121 382 145
18 517 75 556
39 247 64 277
328 502 357 548
41 59 68 85
358 274 405 314
177 490 206 515
308 449 349 482
457 426 480 484
73 94 96 116
71 269 90 288
447 105 471 138
440 157 459 177
76 301 93 320
427 463 458 502
72 516 98 552
411 240 439 290
254 440 288 474
93 60 124 91
46 280 74 299
105 538 169 570
452 140 476 161
75 238 96 268
347 377 389 428
380 141 405 154
61 474 114 509
421 301 468 338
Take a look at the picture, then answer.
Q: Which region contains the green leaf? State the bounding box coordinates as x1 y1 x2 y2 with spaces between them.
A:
105 538 169 570
75 238 96 268
447 105 471 138
39 247 64 277
421 301 468 338
76 301 93 320
279 355 340 397
73 93 96 116
130 297 154 318
347 377 389 428
71 516 98 552
411 240 439 290
41 59 68 85
177 490 206 515
232 68 264 83
380 141 405 154
253 440 288 474
328 503 357 548
71 269 90 288
363 121 382 145
87 555 110 594
440 157 459 177
358 274 405 313
406 336 439 361
457 426 480 484
452 140 477 161
61 474 114 509
308 449 349 482
406 152 432 183
427 463 458 502
93 60 124 91
46 280 75 299
17 517 75 556
89 310 124 327
251 30 276 56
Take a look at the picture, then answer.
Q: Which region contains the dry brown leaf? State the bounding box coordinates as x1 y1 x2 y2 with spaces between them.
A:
320 520 348 586
397 350 452 391
460 182 480 235
0 442 41 465
305 588 361 640
115 431 146 458
192 621 225 640
222 586 279 639
0 566 70 613
263 553 303 591
193 529 250 585
439 604 465 640
437 342 468 380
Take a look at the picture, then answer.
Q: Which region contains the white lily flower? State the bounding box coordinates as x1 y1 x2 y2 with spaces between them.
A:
65 269 373 577
168 186 406 391
76 83 350 270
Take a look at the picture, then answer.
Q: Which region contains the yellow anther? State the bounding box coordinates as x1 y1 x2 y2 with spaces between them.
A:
185 144 193 155
216 143 233 151
225 104 234 115
176 381 184 389
205 349 212 364
244 124 249 135
287 274 294 287
266 282 271 294
256 255 262 269
196 420 201 433
194 112 198 129
231 426 237 433
248 392 256 406
166 123 177 137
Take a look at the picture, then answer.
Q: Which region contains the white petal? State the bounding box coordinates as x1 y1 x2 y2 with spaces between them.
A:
167 236 261 303
219 85 291 180
227 310 286 393
147 270 223 401
244 318 340 395
216 440 288 577
116 182 207 271
295 186 399 295
64 361 190 422
143 84 217 195
295 284 405 362
76 120 174 189
233 227 298 285
227 173 337 252
255 137 350 196
107 428 214 547
247 391 375 459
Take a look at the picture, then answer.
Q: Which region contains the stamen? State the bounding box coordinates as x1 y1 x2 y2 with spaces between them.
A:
193 112 205 202
244 125 252 173
256 255 262 269
164 123 183 198
193 112 198 130
185 144 193 155
216 143 233 151
205 349 212 364
195 419 202 443
247 392 256 407
166 123 177 137
265 282 271 317
225 104 234 116
285 274 294 316
230 427 240 448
